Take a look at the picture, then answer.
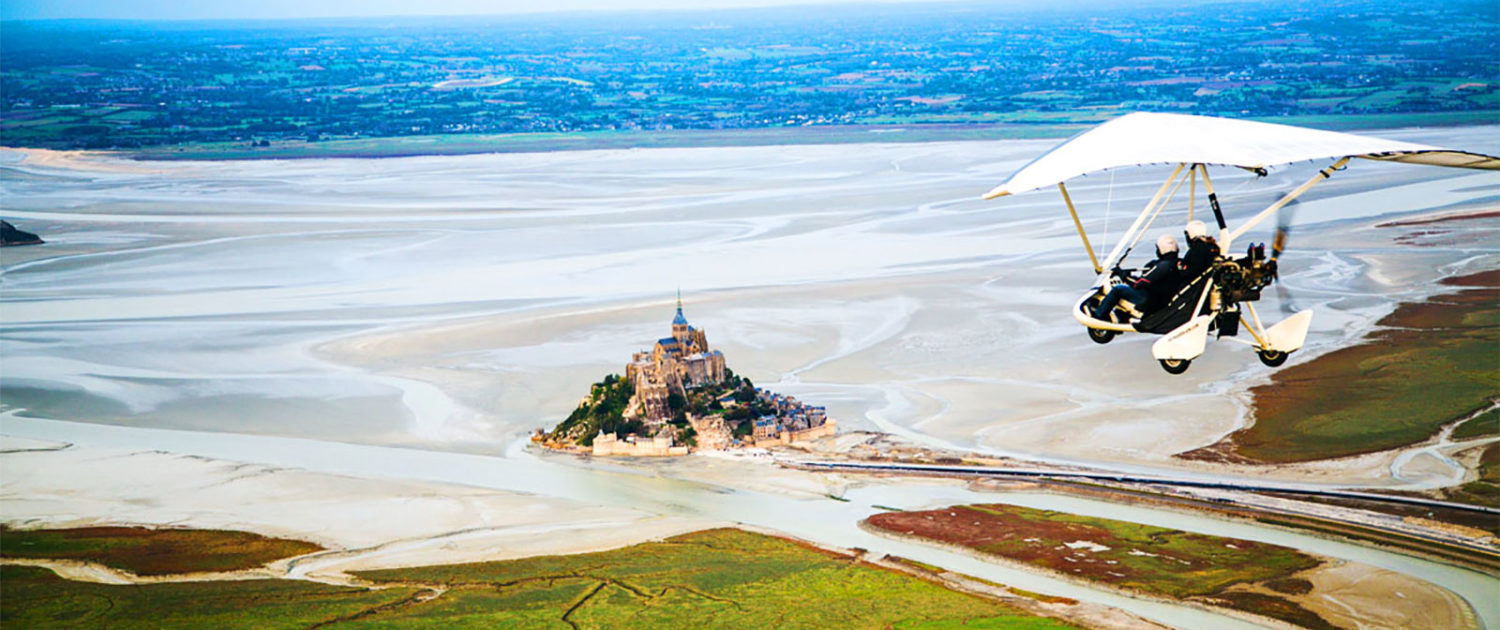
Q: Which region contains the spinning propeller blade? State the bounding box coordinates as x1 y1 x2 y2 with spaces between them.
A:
1272 199 1300 313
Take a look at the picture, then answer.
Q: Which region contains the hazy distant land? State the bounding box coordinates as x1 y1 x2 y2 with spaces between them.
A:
2 0 1495 152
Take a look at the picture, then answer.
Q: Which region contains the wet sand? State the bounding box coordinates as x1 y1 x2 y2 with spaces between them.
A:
1292 561 1480 630
3 129 1498 482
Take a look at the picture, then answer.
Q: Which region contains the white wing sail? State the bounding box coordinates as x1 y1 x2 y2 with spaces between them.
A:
983 112 1500 199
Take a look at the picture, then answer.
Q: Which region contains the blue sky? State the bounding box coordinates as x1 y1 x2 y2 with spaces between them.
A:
1 0 1004 21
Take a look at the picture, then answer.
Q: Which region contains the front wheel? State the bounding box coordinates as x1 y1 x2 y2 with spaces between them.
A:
1159 359 1191 375
1084 294 1117 345
1257 349 1289 367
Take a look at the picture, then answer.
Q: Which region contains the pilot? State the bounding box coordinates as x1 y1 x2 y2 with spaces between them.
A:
1093 234 1181 320
1179 220 1218 279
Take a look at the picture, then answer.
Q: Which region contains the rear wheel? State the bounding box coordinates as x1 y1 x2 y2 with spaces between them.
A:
1084 294 1117 345
1257 349 1288 367
1159 359 1191 375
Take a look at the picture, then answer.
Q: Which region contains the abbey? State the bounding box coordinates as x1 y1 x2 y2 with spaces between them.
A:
543 294 836 457
624 295 727 425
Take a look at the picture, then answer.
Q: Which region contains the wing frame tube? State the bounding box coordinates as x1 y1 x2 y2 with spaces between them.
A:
1058 182 1102 274
1226 157 1351 251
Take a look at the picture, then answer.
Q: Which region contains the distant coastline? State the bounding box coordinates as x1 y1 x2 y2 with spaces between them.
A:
48 111 1495 162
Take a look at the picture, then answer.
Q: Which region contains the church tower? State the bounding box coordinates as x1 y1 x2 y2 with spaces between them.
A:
671 288 691 343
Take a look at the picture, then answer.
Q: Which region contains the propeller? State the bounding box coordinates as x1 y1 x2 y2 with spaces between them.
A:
1272 199 1300 314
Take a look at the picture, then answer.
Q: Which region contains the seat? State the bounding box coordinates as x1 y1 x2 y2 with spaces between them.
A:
1134 272 1212 334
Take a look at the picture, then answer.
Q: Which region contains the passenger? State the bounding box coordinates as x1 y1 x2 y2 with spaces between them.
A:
1179 220 1218 280
1093 234 1181 320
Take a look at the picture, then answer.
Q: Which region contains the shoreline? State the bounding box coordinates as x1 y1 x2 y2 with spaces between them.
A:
1 112 1495 163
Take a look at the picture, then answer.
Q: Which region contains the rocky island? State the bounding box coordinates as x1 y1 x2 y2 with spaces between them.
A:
540 295 836 456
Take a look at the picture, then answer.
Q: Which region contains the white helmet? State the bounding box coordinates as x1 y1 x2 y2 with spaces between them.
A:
1186 220 1209 240
1156 234 1178 254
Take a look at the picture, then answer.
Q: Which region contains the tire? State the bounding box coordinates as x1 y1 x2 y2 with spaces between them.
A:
1257 349 1289 367
1159 359 1191 375
1084 294 1117 345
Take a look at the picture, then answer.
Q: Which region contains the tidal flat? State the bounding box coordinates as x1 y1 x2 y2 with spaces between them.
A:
4 128 1496 482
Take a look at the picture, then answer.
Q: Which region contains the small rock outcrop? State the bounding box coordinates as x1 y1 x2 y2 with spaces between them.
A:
1 220 43 247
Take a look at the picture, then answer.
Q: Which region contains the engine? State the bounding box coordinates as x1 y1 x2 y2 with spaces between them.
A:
1213 243 1278 305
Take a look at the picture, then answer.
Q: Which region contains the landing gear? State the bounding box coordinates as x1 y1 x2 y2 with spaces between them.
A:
1159 358 1191 375
1084 294 1117 345
1257 349 1288 367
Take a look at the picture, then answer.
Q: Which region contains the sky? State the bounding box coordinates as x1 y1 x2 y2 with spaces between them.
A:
1 0 999 21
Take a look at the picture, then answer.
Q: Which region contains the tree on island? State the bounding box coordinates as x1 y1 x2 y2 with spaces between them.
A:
549 374 638 446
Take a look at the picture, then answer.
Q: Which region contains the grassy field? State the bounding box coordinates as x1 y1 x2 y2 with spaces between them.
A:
0 526 1076 629
1452 407 1498 441
1437 443 1500 509
1198 268 1498 464
351 528 1076 629
865 504 1332 630
0 565 422 629
0 526 323 575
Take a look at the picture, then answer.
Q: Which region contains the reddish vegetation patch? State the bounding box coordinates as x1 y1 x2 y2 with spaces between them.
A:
1440 267 1500 288
1263 577 1315 595
870 507 1115 580
1382 211 1500 248
1376 209 1500 228
865 504 1317 597
865 504 1330 629
1212 592 1337 630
